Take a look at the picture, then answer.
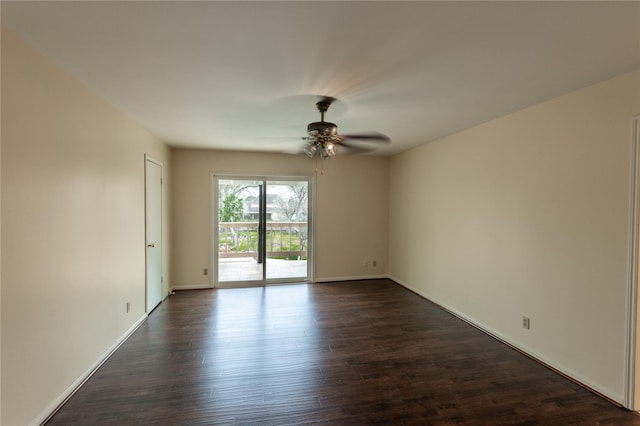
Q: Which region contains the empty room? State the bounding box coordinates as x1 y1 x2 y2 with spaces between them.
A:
2 1 640 425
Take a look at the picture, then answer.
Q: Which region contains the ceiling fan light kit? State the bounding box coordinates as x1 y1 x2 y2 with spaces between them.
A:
303 142 317 158
304 140 337 159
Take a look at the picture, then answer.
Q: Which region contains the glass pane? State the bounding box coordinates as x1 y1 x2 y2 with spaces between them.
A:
265 180 308 280
217 179 263 282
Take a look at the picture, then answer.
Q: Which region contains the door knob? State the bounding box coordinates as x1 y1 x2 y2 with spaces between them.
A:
147 243 155 248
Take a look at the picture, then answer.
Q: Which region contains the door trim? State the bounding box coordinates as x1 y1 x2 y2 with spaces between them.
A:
626 116 640 409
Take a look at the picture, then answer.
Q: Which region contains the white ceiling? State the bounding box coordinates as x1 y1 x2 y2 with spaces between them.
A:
3 1 640 156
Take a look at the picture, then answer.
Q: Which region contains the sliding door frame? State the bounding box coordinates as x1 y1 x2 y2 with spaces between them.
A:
211 173 315 288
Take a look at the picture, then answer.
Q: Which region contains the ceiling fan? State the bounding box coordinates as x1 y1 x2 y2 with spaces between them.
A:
300 97 390 159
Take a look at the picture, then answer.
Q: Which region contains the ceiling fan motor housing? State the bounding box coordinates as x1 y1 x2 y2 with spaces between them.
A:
307 121 338 136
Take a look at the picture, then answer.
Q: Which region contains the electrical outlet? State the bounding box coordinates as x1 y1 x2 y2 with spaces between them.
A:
126 302 130 313
372 260 377 267
203 268 208 276
522 316 530 330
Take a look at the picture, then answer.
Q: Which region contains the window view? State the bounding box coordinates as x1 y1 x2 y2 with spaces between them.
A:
217 178 309 284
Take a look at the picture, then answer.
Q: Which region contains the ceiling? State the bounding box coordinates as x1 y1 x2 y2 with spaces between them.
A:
3 1 639 156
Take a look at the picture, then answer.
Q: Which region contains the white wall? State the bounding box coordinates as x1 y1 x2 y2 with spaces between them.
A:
1 30 171 425
171 149 389 288
389 69 640 404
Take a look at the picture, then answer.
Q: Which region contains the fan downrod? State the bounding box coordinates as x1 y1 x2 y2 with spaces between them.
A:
315 97 335 122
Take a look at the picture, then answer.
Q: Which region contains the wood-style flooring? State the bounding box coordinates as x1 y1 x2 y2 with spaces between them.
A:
47 279 640 425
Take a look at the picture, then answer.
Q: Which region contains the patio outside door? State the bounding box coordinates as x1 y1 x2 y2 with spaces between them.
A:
215 176 311 286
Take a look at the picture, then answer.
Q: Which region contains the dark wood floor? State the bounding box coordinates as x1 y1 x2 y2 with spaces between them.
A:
47 279 640 425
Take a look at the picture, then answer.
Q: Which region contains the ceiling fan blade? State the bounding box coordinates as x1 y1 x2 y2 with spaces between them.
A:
340 132 391 143
257 136 306 144
338 140 376 154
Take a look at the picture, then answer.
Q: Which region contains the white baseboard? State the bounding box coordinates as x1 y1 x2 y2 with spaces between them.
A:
214 281 265 289
170 283 212 291
172 277 388 289
34 314 148 426
313 274 388 283
388 275 624 406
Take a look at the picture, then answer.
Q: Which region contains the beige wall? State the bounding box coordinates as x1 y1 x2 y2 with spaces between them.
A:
389 69 640 404
171 149 389 288
1 30 171 425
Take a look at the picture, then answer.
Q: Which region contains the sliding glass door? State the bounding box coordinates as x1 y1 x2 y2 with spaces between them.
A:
214 176 311 286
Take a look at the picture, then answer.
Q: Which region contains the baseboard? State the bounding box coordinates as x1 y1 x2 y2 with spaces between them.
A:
170 283 212 291
214 281 265 289
314 274 388 283
35 314 148 426
172 278 388 289
388 275 625 407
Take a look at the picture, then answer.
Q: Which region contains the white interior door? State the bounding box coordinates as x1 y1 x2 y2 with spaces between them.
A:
145 156 163 312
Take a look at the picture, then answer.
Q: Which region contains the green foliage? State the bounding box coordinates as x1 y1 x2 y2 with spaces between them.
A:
219 194 243 222
218 227 307 255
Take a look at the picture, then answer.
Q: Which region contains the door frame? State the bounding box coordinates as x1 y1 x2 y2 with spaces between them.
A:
626 116 640 409
144 154 164 313
211 173 315 288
